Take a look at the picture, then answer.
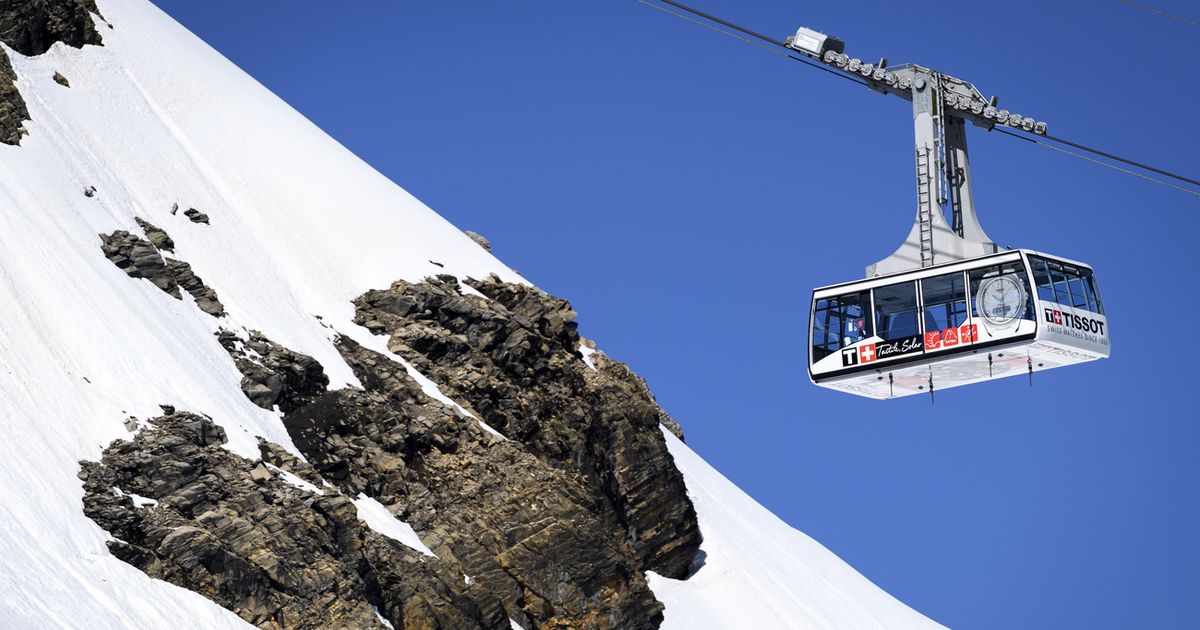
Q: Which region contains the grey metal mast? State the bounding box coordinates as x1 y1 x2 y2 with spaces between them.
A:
783 28 1048 277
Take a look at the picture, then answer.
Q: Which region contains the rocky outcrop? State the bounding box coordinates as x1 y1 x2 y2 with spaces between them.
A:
465 230 492 252
288 336 667 629
0 0 103 56
0 50 27 144
184 208 211 224
100 227 225 317
217 330 329 412
354 276 702 578
0 0 103 144
100 230 180 297
135 217 174 252
90 254 700 627
80 412 511 630
166 258 225 317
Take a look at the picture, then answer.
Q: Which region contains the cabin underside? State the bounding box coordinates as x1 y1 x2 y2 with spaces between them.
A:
813 339 1105 400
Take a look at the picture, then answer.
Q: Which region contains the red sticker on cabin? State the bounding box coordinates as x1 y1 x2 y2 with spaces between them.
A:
858 343 877 363
924 330 941 349
960 323 978 343
941 327 959 347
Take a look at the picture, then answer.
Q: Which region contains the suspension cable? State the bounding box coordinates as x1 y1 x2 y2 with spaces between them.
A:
635 0 868 86
995 129 1200 198
637 0 1200 197
1118 0 1200 27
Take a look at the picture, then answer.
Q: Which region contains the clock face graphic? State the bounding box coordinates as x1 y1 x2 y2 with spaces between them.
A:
976 275 1027 326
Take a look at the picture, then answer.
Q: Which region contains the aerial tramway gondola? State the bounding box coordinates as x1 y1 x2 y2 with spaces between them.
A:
775 26 1112 398
641 2 1124 399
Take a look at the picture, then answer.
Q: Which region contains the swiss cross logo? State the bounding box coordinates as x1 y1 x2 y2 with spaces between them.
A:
942 327 959 347
960 323 978 343
925 330 941 350
859 343 877 363
1052 310 1063 325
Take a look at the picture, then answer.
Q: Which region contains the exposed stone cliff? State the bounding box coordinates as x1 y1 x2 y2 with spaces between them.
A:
86 225 703 628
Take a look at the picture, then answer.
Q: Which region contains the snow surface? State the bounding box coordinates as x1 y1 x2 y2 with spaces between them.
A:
650 428 946 630
0 0 942 627
353 494 436 558
264 463 323 496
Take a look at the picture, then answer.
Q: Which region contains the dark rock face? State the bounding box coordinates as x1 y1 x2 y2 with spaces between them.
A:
0 0 103 144
80 412 511 630
166 258 225 317
465 230 492 253
217 330 329 413
354 276 701 579
286 336 667 629
100 226 225 317
0 0 103 56
135 217 174 252
52 70 68 87
184 208 210 224
0 51 27 145
89 266 700 628
100 230 180 297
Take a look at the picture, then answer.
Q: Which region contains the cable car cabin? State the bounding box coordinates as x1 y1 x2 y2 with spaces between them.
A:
809 250 1109 399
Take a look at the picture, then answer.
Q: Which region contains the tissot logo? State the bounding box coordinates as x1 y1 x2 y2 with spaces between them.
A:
841 347 858 367
1044 308 1105 335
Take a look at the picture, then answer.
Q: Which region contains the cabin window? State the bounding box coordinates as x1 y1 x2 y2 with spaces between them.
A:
921 272 968 332
1085 272 1104 315
1029 256 1056 303
1047 261 1072 306
811 290 872 362
1028 255 1104 315
970 262 1034 321
874 281 920 341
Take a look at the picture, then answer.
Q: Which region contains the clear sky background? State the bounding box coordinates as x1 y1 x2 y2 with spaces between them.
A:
148 1 1199 628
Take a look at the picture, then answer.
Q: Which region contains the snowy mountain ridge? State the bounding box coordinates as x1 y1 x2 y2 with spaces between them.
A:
0 1 944 628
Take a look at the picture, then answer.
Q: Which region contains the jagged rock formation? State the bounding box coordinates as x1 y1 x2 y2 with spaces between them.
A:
465 230 492 253
299 336 669 628
0 0 103 56
166 258 225 316
79 412 511 630
100 226 225 316
216 330 329 413
354 275 701 578
100 230 180 296
184 207 211 224
0 50 27 144
135 217 174 252
0 0 103 144
84 265 701 628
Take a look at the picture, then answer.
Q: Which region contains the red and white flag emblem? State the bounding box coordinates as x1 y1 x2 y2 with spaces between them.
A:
859 343 877 363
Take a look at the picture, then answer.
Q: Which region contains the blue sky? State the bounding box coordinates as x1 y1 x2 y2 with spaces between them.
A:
150 1 1199 628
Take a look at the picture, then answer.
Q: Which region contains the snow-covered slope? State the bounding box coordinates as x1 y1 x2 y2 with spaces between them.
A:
0 1 943 627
